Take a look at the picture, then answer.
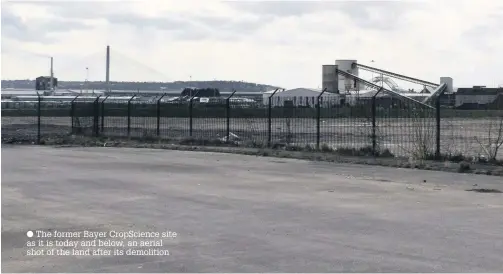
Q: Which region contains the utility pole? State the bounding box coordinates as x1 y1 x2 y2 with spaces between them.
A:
371 60 375 89
86 67 90 94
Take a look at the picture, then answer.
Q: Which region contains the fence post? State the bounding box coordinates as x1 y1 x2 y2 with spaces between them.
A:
93 95 102 137
372 88 383 156
127 95 136 138
435 96 441 160
188 90 201 137
156 93 167 136
70 95 80 134
226 89 237 142
316 88 327 150
37 92 41 144
267 89 280 147
101 95 110 134
189 98 194 137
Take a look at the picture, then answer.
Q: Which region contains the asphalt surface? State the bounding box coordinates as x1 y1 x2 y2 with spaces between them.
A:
2 146 503 272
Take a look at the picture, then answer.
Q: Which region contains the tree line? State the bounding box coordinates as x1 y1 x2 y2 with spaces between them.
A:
1 80 280 93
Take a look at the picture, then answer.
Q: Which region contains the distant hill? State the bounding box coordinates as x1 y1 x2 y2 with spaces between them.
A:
1 80 281 93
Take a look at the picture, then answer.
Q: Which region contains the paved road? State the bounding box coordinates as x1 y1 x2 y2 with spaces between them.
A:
2 146 503 272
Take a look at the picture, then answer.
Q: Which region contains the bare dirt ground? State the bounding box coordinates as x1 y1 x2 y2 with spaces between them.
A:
2 146 503 272
2 116 501 159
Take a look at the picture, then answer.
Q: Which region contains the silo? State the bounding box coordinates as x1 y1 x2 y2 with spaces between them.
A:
440 77 453 93
322 65 338 93
336 60 359 93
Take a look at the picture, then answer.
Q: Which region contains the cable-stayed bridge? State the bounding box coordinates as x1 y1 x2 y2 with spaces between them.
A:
2 46 173 83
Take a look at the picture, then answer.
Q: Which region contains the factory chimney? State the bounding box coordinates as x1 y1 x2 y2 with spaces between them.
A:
106 45 110 94
49 57 54 94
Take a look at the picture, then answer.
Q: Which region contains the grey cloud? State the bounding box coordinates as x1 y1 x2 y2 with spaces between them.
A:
224 1 326 17
10 1 124 19
5 1 271 42
104 12 270 41
1 5 94 44
226 1 425 31
106 13 195 31
489 8 503 24
1 8 34 42
460 24 502 53
172 29 210 41
105 13 213 41
460 8 502 53
38 19 93 33
192 14 272 34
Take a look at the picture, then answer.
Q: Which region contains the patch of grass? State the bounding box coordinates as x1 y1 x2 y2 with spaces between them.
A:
320 143 334 153
178 137 234 147
414 163 425 169
486 158 503 166
271 142 287 149
458 161 472 173
423 152 467 163
447 153 468 163
256 149 269 157
4 134 503 177
276 151 291 158
303 144 316 152
333 146 395 158
284 144 306 152
492 167 503 176
141 129 158 142
243 140 266 148
379 149 395 158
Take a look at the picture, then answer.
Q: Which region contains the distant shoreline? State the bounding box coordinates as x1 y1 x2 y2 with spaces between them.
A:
1 79 281 94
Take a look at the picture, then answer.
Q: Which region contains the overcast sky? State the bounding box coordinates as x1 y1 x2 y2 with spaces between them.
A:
1 0 502 89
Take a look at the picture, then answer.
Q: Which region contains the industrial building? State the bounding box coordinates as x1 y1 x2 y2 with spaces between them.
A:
320 60 452 106
262 88 342 107
35 76 58 91
260 59 502 110
455 86 503 109
318 59 501 109
2 44 501 110
180 88 220 97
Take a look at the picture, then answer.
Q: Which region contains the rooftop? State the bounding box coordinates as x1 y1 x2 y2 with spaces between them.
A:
263 88 322 94
456 87 503 95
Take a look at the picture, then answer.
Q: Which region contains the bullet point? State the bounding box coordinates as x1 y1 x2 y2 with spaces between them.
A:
27 231 34 238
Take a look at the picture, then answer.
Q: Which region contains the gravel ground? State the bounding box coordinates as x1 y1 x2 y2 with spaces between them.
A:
2 116 502 159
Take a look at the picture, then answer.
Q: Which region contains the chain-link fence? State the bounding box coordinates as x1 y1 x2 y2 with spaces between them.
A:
2 94 502 161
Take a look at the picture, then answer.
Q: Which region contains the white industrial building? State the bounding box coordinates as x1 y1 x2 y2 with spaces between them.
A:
320 59 459 106
322 60 360 94
262 88 342 107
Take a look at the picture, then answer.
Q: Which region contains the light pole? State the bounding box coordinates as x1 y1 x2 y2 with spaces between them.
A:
85 67 89 93
371 60 383 88
370 60 375 88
